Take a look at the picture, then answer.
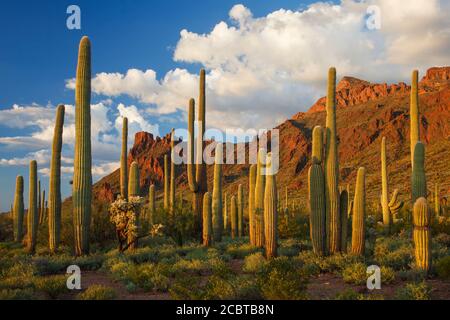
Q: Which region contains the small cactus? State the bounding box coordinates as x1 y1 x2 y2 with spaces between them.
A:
238 184 244 237
13 176 24 242
120 117 128 200
411 142 426 203
231 195 238 239
148 185 155 225
351 167 366 256
27 161 38 254
264 153 278 259
202 192 213 246
212 143 223 242
412 197 431 272
128 162 140 249
248 164 257 245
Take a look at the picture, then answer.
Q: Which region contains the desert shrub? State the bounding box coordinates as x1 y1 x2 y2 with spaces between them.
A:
380 266 396 284
278 239 303 257
226 243 260 259
33 275 68 299
91 202 116 246
435 256 450 279
257 257 308 300
209 258 234 278
243 252 267 273
395 282 431 300
169 275 205 300
118 263 170 292
342 262 367 285
77 285 117 300
397 269 427 282
373 237 413 270
335 289 385 300
184 247 209 261
0 214 13 242
172 259 208 275
126 247 160 264
278 210 309 239
434 233 450 247
297 251 362 274
0 288 35 300
204 275 236 300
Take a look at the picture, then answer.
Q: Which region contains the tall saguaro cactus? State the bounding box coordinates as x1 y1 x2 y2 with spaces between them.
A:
38 180 41 224
128 161 140 250
27 161 38 253
13 176 24 242
412 141 427 203
148 185 155 225
187 70 208 238
351 167 366 256
169 129 176 213
412 197 431 272
202 192 213 246
264 153 278 259
340 189 349 253
223 192 229 232
381 137 391 228
325 67 341 254
164 154 169 210
120 117 128 200
434 183 440 217
73 36 92 257
248 164 257 245
48 104 65 252
410 70 420 169
254 148 266 247
238 184 244 237
231 195 238 239
40 190 46 224
308 126 326 256
212 144 223 242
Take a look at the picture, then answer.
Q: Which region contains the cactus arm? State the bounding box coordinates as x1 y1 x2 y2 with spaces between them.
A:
410 70 420 169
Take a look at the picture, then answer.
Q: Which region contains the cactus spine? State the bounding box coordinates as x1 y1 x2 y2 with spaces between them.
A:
264 153 278 259
13 176 24 242
340 189 348 253
212 144 223 242
351 167 366 256
248 164 257 245
27 161 38 253
169 129 176 213
202 192 212 246
308 126 326 256
73 36 92 256
163 154 169 210
325 67 341 253
412 197 431 272
120 117 128 200
412 141 426 203
410 70 420 169
381 137 391 228
148 185 155 225
231 195 238 239
254 149 266 247
238 184 244 237
48 105 64 252
128 161 140 249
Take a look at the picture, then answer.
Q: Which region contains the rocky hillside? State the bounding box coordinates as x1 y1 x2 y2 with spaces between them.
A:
93 66 450 207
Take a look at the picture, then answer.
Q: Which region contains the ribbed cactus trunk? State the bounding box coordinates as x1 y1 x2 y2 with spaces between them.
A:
27 161 38 253
340 190 348 253
248 164 256 245
148 185 155 225
128 162 140 250
238 184 244 237
254 149 266 247
381 137 391 229
120 117 128 200
223 192 229 233
169 129 176 214
38 180 41 225
40 190 46 224
388 189 403 218
73 36 92 257
230 195 238 239
13 176 24 242
264 153 278 259
412 142 427 203
412 197 431 272
434 183 440 217
325 67 341 254
351 168 366 256
212 144 223 242
410 70 420 170
308 126 326 256
163 154 169 210
48 105 64 253
202 192 213 246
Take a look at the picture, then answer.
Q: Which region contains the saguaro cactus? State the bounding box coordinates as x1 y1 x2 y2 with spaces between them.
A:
264 153 278 259
340 189 348 253
248 164 257 245
231 195 238 239
412 141 426 203
48 104 64 252
73 36 92 257
388 189 403 218
27 161 38 253
120 117 128 200
128 161 140 249
351 168 366 256
202 192 213 246
308 126 326 256
187 70 208 237
212 144 223 242
164 154 169 210
169 129 176 213
38 180 41 224
238 184 244 237
13 176 24 242
410 70 420 169
148 185 155 225
223 192 229 232
254 149 266 247
412 197 431 272
325 67 341 254
381 137 391 228
434 183 440 217
40 190 46 224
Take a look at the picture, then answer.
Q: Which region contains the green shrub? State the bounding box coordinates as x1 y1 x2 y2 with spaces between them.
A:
33 275 68 299
342 262 367 285
226 243 260 259
0 288 35 300
169 275 205 300
77 285 117 300
243 252 267 273
373 237 413 270
435 256 450 279
395 282 431 300
380 266 396 284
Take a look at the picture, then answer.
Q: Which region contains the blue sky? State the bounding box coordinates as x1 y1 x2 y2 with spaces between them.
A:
0 0 448 211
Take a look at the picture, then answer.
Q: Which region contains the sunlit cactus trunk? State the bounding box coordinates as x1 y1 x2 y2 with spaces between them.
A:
412 142 427 203
27 161 38 254
223 192 229 233
264 153 278 259
412 197 431 272
410 70 420 170
340 189 348 253
212 144 223 242
48 105 64 253
38 180 41 225
164 154 169 210
248 164 257 245
254 149 266 247
148 185 155 225
238 184 244 237
351 167 366 256
325 67 341 254
169 129 176 214
434 183 440 217
40 190 46 225
381 137 391 229
73 36 92 257
120 117 128 200
128 161 140 249
202 192 213 246
231 195 238 239
13 176 24 242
